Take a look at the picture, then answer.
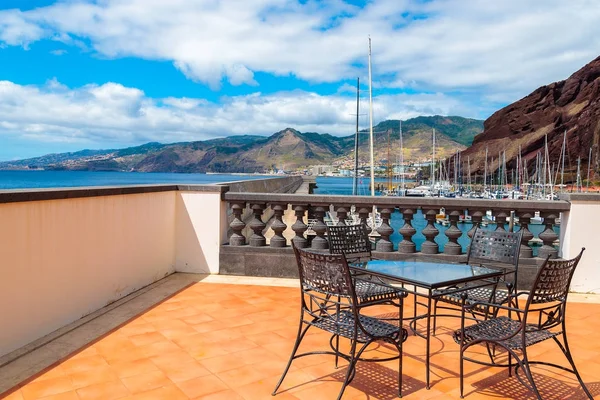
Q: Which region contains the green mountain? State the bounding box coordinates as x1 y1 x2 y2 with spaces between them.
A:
0 116 482 173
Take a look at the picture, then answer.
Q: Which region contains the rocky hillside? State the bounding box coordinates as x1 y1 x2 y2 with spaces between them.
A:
0 116 482 173
462 56 600 178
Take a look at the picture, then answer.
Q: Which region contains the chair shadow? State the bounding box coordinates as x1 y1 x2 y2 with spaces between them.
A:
327 362 426 399
467 370 600 399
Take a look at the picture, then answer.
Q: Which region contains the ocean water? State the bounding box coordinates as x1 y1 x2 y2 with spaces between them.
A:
0 170 269 189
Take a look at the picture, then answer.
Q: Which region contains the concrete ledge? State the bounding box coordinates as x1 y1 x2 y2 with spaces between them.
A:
559 193 600 202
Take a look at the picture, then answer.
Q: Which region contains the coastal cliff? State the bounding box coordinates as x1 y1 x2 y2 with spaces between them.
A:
462 55 600 178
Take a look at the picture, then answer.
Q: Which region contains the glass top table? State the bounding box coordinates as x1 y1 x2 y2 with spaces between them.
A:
353 260 502 289
351 258 503 389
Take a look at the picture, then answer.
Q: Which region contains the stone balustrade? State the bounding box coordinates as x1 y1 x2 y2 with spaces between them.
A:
223 193 570 259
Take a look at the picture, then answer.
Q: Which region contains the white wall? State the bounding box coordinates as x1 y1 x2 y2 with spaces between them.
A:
0 192 176 357
561 202 600 293
174 190 227 273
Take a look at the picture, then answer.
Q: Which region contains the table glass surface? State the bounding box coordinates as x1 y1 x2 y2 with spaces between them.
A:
357 260 500 288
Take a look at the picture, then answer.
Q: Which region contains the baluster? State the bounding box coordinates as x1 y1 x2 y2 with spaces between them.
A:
291 204 308 249
466 209 484 254
310 205 329 250
335 205 349 226
248 202 267 246
357 205 371 226
398 208 416 254
269 203 288 248
493 210 508 231
229 202 246 246
467 210 484 238
376 207 394 252
421 209 440 254
538 212 559 259
516 210 534 258
444 209 462 255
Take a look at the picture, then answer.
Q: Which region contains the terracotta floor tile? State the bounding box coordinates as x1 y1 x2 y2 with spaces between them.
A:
60 355 109 375
75 380 130 400
129 384 188 400
174 375 230 399
118 322 157 337
110 358 160 379
128 332 167 347
120 370 172 394
1 390 24 400
194 389 245 400
28 366 67 384
31 391 79 400
215 361 286 389
21 377 73 400
158 360 212 382
68 365 120 389
101 346 148 365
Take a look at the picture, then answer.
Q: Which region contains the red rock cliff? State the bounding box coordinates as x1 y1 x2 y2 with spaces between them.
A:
462 56 600 180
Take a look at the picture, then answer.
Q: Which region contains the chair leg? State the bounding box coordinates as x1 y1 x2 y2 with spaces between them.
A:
272 318 311 395
520 348 543 400
432 299 438 336
555 332 594 399
336 337 359 400
459 345 465 398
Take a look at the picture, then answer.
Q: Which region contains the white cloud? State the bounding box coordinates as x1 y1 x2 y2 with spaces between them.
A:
0 79 472 147
0 0 597 97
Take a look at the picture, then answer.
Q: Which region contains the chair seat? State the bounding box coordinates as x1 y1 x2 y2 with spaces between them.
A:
453 316 559 350
311 310 407 343
435 287 509 312
354 279 403 305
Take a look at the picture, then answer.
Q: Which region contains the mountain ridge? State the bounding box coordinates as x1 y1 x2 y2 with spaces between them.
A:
0 115 483 173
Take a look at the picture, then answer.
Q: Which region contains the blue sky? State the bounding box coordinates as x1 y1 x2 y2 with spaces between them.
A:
0 0 599 161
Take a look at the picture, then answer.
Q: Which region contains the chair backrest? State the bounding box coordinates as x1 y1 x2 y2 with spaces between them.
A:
467 227 522 267
528 248 585 305
293 245 357 300
327 224 372 261
523 248 585 329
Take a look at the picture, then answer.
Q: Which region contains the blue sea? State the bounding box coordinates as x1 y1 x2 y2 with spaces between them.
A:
0 170 269 189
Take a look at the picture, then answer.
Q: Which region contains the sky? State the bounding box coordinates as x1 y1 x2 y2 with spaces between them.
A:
0 0 599 161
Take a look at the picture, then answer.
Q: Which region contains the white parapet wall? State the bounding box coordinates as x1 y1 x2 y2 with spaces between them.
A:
560 194 600 294
0 190 177 357
174 189 229 274
0 177 298 359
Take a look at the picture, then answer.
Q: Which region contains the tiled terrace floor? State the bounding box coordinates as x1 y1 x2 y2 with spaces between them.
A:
2 275 600 400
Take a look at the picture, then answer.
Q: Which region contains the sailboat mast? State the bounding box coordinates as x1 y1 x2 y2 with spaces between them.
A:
484 147 488 190
368 37 375 197
352 77 360 196
587 147 592 192
432 128 436 188
399 120 404 191
561 129 566 192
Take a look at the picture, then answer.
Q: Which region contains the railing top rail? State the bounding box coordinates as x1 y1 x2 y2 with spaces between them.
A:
223 192 571 212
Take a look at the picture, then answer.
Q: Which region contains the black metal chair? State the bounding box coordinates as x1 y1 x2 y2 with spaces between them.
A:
454 248 592 399
327 224 405 309
327 223 373 263
432 227 523 333
272 246 409 400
